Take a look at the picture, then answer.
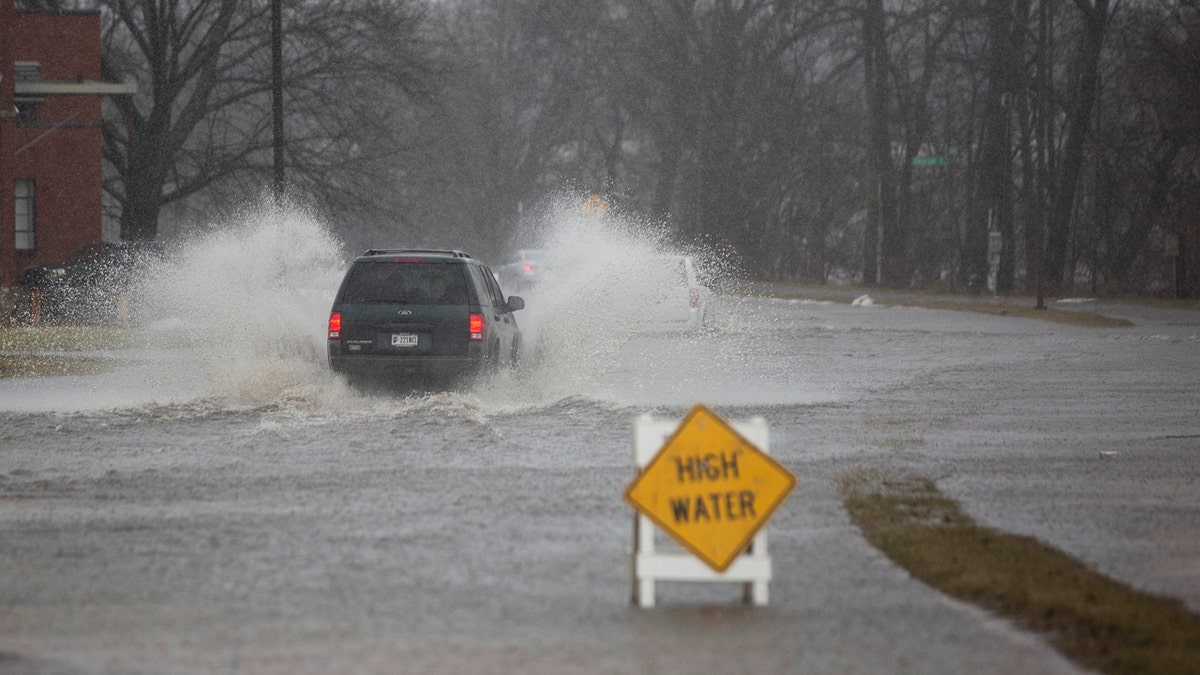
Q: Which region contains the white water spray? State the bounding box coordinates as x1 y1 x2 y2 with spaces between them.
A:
4 194 795 414
136 195 754 411
137 202 349 407
473 197 746 407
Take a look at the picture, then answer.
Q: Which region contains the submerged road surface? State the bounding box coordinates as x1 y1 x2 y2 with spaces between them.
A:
1 294 1198 674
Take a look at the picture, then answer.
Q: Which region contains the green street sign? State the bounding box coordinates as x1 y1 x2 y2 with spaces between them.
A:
912 156 949 167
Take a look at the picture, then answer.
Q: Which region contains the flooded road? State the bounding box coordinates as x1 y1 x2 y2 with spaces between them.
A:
2 211 1199 673
3 293 1198 674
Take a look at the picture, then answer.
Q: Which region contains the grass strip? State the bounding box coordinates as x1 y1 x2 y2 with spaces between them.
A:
0 326 144 352
748 286 1132 328
1102 295 1200 311
837 467 1200 674
885 298 1133 328
0 353 119 379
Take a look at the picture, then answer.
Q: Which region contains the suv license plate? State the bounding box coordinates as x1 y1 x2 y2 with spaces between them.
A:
391 333 419 348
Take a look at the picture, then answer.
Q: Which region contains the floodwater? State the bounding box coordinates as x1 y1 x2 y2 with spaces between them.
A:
1 205 1198 673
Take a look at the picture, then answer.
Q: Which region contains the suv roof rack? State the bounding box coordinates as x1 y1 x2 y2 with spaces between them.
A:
360 248 472 259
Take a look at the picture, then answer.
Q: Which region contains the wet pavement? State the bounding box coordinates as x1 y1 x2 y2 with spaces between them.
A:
1 292 1198 673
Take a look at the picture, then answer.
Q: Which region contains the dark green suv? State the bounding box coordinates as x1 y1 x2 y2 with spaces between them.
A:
327 249 524 385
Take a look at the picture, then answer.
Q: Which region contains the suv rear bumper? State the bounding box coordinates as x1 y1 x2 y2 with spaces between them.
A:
328 348 489 380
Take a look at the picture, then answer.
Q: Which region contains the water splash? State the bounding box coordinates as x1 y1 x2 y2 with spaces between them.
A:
139 195 746 411
137 201 350 407
475 196 740 406
2 194 766 415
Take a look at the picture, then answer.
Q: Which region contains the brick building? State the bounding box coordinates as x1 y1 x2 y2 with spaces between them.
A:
0 0 133 295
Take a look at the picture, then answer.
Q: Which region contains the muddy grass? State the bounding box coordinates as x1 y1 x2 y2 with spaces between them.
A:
837 467 1200 675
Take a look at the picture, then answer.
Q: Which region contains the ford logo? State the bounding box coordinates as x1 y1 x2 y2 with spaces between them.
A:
398 310 412 316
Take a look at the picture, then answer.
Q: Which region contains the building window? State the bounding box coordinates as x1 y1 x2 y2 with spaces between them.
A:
15 181 36 251
13 61 44 126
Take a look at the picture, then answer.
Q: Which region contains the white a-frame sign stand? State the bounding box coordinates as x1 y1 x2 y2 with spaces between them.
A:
627 410 783 608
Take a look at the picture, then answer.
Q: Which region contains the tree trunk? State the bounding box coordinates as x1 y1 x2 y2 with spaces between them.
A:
119 118 169 241
996 0 1031 294
1033 0 1056 306
965 0 1018 292
1044 0 1109 295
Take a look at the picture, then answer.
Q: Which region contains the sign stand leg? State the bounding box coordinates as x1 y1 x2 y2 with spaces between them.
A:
631 514 641 606
637 512 658 608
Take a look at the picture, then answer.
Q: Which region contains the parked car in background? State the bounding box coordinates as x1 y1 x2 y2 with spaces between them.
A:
21 240 165 325
327 248 524 388
648 254 710 331
497 249 558 292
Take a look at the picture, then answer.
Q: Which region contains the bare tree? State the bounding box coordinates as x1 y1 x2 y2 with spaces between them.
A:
100 0 432 241
102 0 268 239
886 2 963 287
1094 1 1200 296
621 1 849 274
82 0 1174 294
1042 0 1112 294
405 0 615 258
960 0 1030 293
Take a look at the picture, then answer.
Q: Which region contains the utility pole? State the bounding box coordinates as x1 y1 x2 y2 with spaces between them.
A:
862 0 887 286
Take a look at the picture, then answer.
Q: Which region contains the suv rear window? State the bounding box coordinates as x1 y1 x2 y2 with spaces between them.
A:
341 261 469 305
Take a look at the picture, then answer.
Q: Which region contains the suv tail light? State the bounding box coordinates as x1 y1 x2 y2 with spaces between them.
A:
469 313 485 341
328 312 342 339
689 288 700 308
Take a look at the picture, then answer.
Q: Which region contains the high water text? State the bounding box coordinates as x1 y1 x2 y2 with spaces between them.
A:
667 450 757 523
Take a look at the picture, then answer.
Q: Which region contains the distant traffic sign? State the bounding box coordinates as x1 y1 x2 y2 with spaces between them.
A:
583 193 608 218
623 405 796 573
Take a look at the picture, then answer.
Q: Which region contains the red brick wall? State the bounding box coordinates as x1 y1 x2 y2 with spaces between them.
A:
0 6 104 287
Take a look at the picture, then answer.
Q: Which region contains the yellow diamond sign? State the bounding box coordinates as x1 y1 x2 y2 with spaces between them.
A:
623 405 796 573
